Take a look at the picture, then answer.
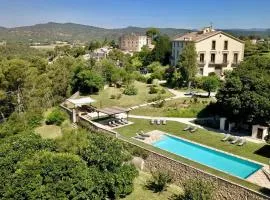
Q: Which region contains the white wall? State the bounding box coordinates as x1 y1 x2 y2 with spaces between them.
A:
195 33 244 76
171 32 245 76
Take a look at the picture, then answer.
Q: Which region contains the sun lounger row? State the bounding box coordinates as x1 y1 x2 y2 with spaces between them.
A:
221 134 246 146
108 118 128 127
150 119 166 125
183 125 198 133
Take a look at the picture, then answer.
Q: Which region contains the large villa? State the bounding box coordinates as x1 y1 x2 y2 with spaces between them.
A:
171 27 245 76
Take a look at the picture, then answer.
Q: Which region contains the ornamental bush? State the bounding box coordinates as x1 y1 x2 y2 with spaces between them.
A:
175 178 214 200
46 108 67 126
123 85 138 95
149 85 159 94
146 170 173 192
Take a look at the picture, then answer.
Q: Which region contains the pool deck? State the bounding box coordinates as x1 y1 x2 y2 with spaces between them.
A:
134 130 165 144
133 130 270 189
247 166 270 189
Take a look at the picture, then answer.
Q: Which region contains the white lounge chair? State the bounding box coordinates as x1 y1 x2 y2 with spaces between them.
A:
183 126 191 131
156 119 161 125
108 121 114 127
189 127 198 133
237 138 246 146
122 118 129 124
118 119 126 125
112 121 119 126
231 136 240 144
162 119 166 125
150 119 155 125
108 121 117 127
221 134 231 142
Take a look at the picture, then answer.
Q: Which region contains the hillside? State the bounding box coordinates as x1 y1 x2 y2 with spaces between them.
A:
0 22 190 43
0 22 269 44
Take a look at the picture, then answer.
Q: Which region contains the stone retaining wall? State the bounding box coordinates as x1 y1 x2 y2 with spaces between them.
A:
144 151 269 200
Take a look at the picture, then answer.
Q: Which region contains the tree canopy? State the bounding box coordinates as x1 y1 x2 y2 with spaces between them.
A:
216 55 270 125
178 42 197 83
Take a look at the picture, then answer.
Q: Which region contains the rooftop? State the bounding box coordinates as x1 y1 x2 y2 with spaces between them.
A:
172 27 244 43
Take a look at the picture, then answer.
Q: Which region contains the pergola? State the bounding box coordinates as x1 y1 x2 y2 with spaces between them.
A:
66 97 96 123
67 97 96 108
96 106 130 119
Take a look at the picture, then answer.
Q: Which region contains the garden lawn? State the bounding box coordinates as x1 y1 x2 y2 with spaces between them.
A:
90 81 173 108
116 118 268 164
116 118 270 193
130 97 214 118
122 171 181 200
35 125 62 139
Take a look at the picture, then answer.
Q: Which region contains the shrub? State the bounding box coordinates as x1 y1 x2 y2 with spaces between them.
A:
148 94 162 103
152 79 159 86
149 85 159 94
135 73 148 83
124 143 149 159
123 85 138 95
25 110 44 128
110 94 116 99
146 170 173 192
174 178 214 200
116 93 122 99
46 108 67 126
160 88 166 94
153 100 165 108
147 77 153 84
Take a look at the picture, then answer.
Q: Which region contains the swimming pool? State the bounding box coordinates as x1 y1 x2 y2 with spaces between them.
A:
152 135 262 179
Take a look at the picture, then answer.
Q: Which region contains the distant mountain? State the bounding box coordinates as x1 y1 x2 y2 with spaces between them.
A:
221 28 270 38
0 22 269 44
0 22 190 43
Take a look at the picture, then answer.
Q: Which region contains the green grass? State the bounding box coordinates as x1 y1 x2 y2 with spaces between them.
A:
35 125 62 139
131 98 214 118
122 171 181 200
116 118 269 193
90 81 173 108
117 118 268 164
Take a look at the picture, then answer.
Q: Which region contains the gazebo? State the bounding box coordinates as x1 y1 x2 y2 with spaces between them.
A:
66 97 96 122
67 97 96 108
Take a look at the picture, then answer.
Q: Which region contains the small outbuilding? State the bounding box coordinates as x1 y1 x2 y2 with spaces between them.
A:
252 125 269 140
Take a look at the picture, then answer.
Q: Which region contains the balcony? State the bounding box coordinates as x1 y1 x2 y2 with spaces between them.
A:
222 60 229 66
198 60 205 67
231 61 240 68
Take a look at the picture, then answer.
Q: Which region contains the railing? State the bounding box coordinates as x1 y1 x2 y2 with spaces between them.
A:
198 60 205 64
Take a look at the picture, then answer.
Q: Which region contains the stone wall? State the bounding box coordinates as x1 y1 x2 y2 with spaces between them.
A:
144 151 269 200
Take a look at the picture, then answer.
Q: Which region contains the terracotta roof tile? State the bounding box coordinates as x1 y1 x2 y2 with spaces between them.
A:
173 31 221 42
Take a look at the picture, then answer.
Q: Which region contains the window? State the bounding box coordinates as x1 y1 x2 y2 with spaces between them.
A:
224 40 228 50
212 40 216 50
199 68 204 75
210 53 215 63
199 53 205 63
223 53 228 63
233 53 238 63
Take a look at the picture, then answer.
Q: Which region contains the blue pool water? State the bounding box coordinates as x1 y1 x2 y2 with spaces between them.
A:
153 135 262 179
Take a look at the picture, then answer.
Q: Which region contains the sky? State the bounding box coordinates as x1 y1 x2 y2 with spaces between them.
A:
0 0 269 29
